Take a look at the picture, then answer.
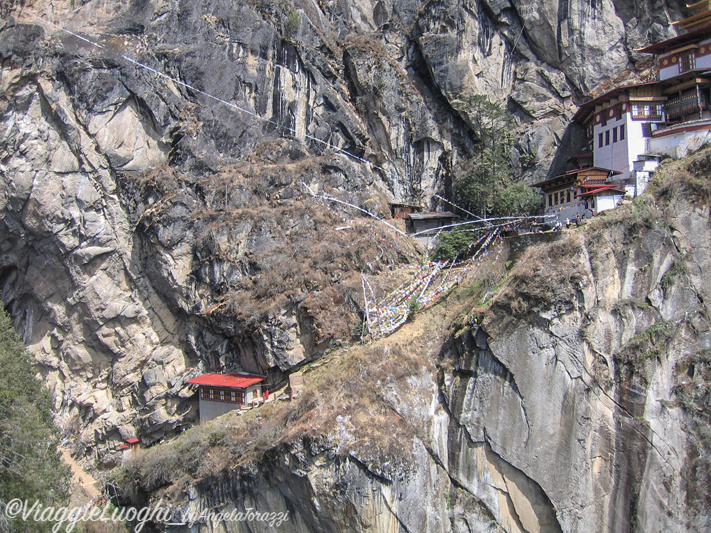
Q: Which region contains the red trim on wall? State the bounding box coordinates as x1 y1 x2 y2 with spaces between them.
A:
652 122 711 137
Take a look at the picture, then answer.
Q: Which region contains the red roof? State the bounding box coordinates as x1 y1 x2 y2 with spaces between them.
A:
119 444 130 450
125 437 140 445
531 167 620 188
186 373 265 389
578 184 626 197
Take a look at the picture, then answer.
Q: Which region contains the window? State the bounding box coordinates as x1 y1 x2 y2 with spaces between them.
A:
619 124 625 140
199 388 246 403
679 52 696 73
598 133 603 148
605 130 610 145
667 90 700 119
567 190 571 203
613 128 618 143
631 103 663 120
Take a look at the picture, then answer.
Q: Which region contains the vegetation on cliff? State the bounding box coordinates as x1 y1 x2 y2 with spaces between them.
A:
110 251 502 508
104 148 711 530
454 96 541 220
124 147 422 351
0 308 70 532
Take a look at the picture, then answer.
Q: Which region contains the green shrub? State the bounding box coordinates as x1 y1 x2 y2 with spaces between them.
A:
407 298 421 317
285 9 300 37
492 181 542 217
433 231 480 261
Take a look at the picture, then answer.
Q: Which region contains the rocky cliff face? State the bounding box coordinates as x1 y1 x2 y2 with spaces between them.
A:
115 154 711 532
0 0 692 472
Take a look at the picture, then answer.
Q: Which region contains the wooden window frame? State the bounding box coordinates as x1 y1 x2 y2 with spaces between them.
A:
200 386 245 404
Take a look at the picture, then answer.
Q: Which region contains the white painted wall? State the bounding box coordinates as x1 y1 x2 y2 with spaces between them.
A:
697 53 711 70
625 117 650 178
245 384 263 404
596 195 623 213
659 62 679 81
197 384 264 422
593 112 636 180
593 109 665 183
198 397 239 423
650 125 711 158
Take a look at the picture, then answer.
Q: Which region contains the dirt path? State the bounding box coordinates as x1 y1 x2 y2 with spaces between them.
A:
60 447 101 499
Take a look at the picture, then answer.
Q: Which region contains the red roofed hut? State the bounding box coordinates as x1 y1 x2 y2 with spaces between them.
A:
186 372 266 422
119 437 141 462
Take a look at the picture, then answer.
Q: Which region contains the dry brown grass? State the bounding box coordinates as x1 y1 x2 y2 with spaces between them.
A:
122 157 422 346
111 271 472 505
651 148 711 206
489 234 586 321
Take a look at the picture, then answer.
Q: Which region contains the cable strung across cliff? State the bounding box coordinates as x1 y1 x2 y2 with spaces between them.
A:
300 186 549 339
26 13 558 342
24 13 390 177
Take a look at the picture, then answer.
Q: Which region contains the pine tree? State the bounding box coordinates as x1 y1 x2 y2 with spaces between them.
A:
0 307 70 532
455 95 540 219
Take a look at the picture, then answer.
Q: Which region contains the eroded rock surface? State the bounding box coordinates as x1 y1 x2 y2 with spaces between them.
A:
0 0 692 482
132 166 711 532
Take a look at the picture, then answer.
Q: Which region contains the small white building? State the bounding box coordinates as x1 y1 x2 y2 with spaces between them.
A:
632 154 663 196
533 166 625 223
186 372 266 423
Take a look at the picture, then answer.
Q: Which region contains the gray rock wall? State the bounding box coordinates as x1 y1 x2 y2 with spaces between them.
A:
148 184 711 532
0 0 692 465
439 192 711 531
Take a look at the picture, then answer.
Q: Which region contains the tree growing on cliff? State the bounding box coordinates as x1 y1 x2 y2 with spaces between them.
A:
0 308 70 532
493 181 542 217
455 95 539 219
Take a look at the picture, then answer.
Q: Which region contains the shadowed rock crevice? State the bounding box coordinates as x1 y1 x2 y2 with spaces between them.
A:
2 2 710 531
